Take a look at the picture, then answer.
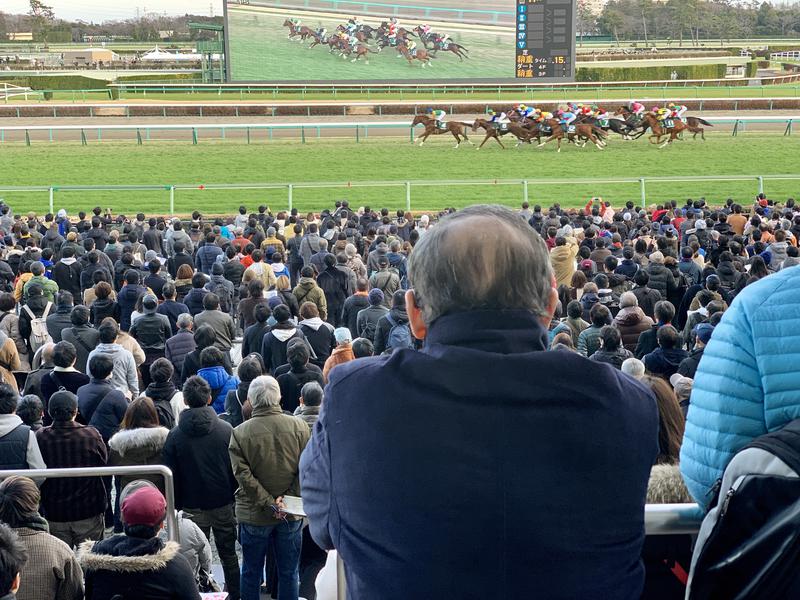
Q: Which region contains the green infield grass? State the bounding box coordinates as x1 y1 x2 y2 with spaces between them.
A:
0 133 797 215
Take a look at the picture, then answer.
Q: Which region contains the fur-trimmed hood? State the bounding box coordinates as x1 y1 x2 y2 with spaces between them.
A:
647 464 692 504
78 536 179 573
108 427 169 457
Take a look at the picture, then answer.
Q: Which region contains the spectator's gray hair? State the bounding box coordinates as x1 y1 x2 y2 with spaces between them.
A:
300 382 324 407
177 313 193 329
407 205 553 324
622 358 645 380
318 238 328 250
248 375 281 409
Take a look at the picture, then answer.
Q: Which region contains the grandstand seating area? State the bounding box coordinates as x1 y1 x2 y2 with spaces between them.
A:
0 194 798 599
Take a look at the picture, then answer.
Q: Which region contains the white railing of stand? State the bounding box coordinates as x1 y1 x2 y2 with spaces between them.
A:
327 501 705 600
0 465 180 543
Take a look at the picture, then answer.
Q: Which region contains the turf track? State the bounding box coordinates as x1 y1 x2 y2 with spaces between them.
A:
0 133 797 215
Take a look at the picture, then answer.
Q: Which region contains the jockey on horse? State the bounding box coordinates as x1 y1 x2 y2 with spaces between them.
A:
429 107 447 130
558 108 578 132
516 104 536 125
668 102 688 122
629 100 646 121
487 108 511 131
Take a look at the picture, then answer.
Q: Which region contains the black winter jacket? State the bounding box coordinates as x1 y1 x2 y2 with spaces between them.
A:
62 325 101 373
316 265 349 326
143 381 178 429
79 380 128 443
677 347 704 379
342 294 370 339
162 406 238 510
45 306 73 343
183 288 208 317
52 260 82 297
242 322 268 358
165 330 196 386
79 535 199 600
645 264 679 301
89 298 120 327
129 313 172 352
117 284 147 331
157 300 190 335
223 259 245 289
299 321 335 369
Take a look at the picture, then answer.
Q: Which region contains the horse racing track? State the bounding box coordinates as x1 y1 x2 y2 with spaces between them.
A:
227 7 512 81
1 128 798 215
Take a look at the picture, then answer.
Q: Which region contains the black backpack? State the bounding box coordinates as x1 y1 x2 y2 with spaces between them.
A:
687 419 800 599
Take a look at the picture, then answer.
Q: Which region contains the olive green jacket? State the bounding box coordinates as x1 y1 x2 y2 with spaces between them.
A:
228 404 311 526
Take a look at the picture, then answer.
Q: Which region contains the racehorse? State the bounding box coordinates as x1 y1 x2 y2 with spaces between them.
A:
336 25 369 43
615 107 710 140
283 20 316 42
471 119 533 149
640 113 690 147
538 118 606 152
375 31 409 53
397 45 434 67
346 42 378 63
324 35 347 54
577 114 635 139
412 26 469 60
412 115 472 148
431 40 469 61
308 30 329 49
379 22 417 39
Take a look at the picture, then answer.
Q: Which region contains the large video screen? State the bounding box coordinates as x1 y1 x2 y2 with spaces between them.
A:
224 0 574 83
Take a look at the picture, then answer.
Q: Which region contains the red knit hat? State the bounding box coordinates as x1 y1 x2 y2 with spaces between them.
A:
121 487 167 528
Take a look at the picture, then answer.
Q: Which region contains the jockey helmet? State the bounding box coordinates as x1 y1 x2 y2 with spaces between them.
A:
592 105 599 110
426 108 433 114
652 106 659 112
487 108 496 115
668 102 676 108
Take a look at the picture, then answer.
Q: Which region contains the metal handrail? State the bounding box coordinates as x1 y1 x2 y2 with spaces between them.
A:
326 502 705 599
0 465 180 543
0 172 795 215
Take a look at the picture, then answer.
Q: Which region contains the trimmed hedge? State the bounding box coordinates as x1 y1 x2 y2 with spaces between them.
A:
23 75 106 90
576 63 727 82
116 73 201 83
745 61 759 78
0 78 31 88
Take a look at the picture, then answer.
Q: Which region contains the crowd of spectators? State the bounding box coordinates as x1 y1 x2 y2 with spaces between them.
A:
0 193 796 599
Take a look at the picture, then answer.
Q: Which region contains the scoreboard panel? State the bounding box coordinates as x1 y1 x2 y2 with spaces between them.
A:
515 0 575 81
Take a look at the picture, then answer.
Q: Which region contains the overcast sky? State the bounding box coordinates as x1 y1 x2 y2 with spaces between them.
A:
3 0 224 22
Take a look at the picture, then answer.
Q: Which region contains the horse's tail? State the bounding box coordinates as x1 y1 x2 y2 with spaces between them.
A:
696 118 714 127
592 126 607 138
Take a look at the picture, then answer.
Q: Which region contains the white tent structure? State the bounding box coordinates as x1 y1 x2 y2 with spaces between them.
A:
140 46 219 62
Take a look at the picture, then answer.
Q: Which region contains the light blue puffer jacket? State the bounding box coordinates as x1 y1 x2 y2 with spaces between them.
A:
680 266 800 507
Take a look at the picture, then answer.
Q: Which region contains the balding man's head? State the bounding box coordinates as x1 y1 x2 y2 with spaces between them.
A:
40 343 56 364
408 205 553 325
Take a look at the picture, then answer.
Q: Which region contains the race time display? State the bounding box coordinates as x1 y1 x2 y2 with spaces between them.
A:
224 0 576 83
